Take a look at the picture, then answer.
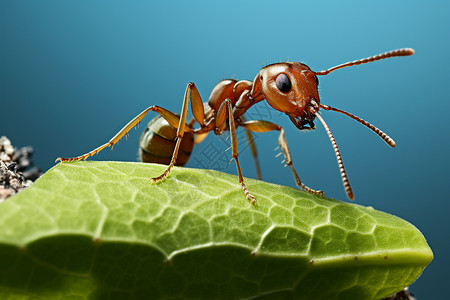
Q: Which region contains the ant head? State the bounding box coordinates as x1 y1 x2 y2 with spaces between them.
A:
249 48 414 200
250 62 320 119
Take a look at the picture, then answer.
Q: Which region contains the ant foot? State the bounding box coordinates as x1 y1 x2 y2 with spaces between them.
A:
302 185 325 198
241 183 256 204
150 175 165 185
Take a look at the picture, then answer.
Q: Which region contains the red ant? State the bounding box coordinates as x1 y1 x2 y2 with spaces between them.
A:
57 48 414 204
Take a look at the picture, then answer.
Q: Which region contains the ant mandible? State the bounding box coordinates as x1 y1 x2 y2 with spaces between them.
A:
56 48 414 204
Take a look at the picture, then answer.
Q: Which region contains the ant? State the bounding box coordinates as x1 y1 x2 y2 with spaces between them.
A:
57 48 414 204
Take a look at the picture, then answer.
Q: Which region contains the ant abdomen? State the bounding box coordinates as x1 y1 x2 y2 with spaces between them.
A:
139 115 194 166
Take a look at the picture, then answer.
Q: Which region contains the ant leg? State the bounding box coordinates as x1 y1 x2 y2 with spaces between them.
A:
244 127 262 180
239 116 262 180
57 82 204 163
216 100 256 204
56 105 191 163
240 120 324 197
151 82 207 183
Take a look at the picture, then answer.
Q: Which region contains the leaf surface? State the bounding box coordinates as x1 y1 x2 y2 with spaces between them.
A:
0 161 432 299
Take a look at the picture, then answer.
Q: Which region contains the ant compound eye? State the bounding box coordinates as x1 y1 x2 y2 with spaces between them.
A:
275 73 291 93
315 75 319 86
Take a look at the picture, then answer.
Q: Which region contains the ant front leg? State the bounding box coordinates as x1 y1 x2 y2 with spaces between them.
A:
240 120 324 197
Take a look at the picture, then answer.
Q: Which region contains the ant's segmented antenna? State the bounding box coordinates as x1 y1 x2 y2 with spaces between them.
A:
315 113 354 200
314 48 414 76
319 104 396 147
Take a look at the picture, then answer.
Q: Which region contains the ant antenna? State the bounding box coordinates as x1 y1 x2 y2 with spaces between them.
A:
319 103 395 147
315 113 354 200
314 48 414 76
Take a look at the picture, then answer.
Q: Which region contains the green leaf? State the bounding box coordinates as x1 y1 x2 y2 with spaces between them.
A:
0 161 432 299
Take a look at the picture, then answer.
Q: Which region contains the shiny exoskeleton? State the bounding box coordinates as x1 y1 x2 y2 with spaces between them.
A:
139 115 194 167
57 48 414 204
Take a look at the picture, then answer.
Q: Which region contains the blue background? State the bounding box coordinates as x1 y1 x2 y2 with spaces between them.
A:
1 0 449 297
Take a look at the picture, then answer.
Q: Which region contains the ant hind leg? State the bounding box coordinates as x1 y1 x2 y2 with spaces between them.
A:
150 82 207 184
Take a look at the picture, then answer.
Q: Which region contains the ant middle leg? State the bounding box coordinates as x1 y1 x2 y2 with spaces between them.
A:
215 99 256 204
244 127 262 180
239 116 262 180
240 120 324 197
